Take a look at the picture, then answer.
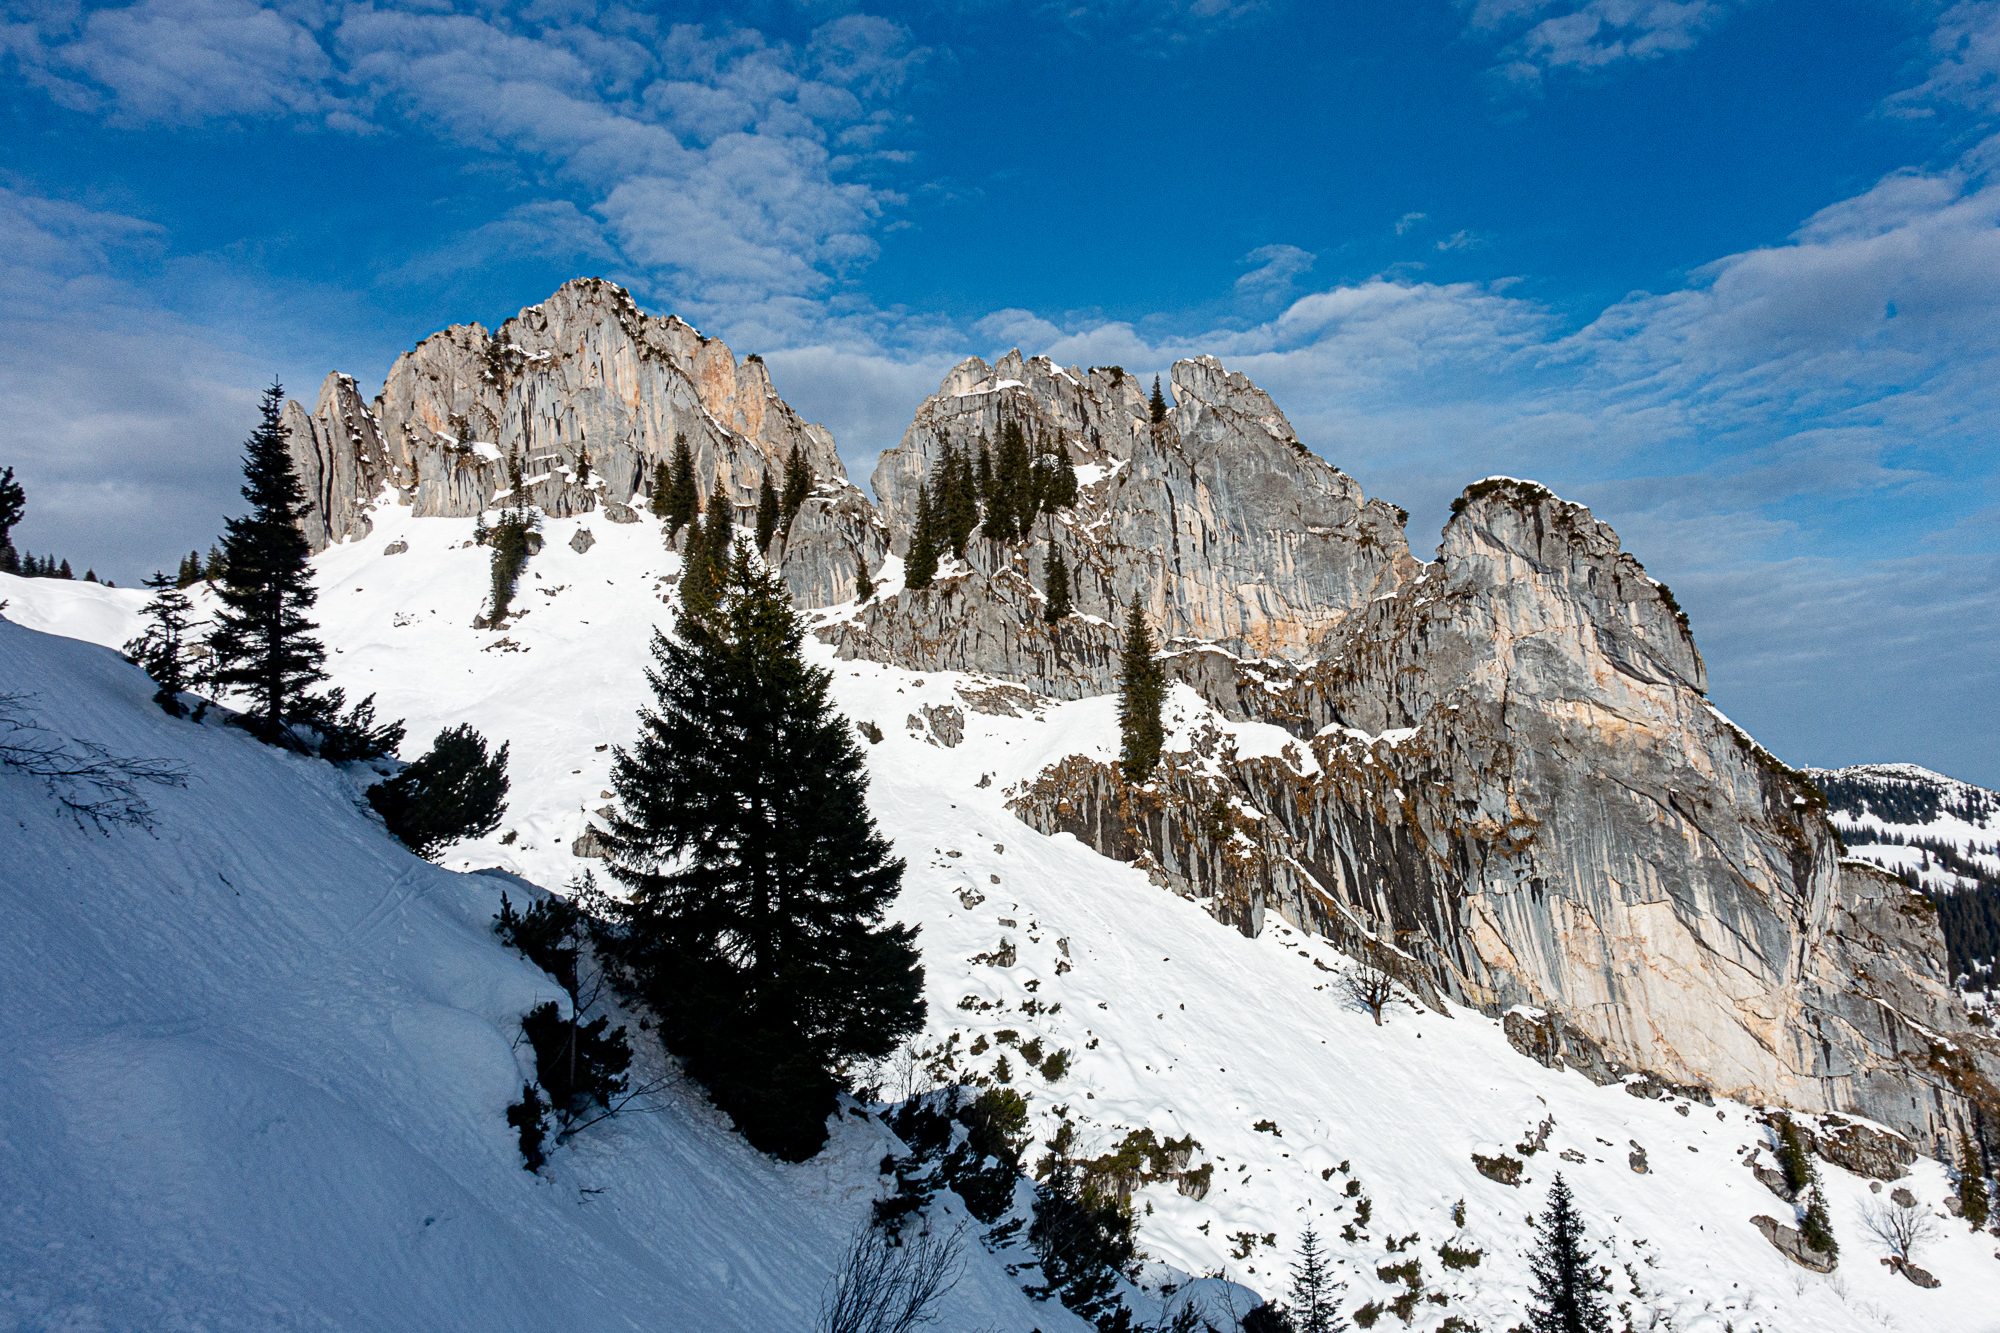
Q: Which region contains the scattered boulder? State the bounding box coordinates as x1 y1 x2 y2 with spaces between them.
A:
1473 1153 1522 1186
1751 1215 1837 1272
571 828 612 859
1812 1116 1916 1181
383 540 409 555
920 703 965 748
601 502 639 524
570 528 595 554
1884 1255 1941 1288
957 887 986 910
971 938 1017 968
1628 1142 1649 1175
1751 1160 1796 1201
1891 1187 1917 1209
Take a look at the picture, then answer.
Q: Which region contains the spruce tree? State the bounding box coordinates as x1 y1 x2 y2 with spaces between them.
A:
1149 375 1168 424
57 558 72 579
756 474 780 552
1287 1225 1340 1333
207 382 327 742
1526 1175 1612 1333
203 544 226 581
605 547 924 1159
1046 446 1079 512
1044 543 1071 624
780 443 809 527
942 443 978 557
976 438 995 507
905 483 940 591
649 459 672 520
0 465 22 573
854 555 874 604
663 433 700 538
681 493 732 621
1117 595 1165 783
988 420 1029 543
1960 1131 1990 1229
177 550 202 588
367 724 510 858
486 453 535 624
127 571 196 715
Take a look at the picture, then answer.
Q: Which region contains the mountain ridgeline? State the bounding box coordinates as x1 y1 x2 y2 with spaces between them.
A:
288 279 1998 1159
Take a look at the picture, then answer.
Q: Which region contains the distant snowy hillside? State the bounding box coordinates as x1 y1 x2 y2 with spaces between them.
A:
8 508 1997 1332
0 616 1074 1332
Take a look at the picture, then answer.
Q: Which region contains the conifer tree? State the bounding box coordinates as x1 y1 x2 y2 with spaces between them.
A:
1960 1131 1990 1229
663 433 700 538
781 443 809 527
1800 1182 1837 1260
756 474 780 552
203 544 226 581
367 724 510 858
605 547 924 1159
942 443 978 556
176 550 202 588
0 465 22 574
486 453 535 624
905 483 940 590
1117 595 1165 783
1149 376 1168 424
1286 1225 1340 1333
207 382 327 741
1525 1175 1612 1333
988 420 1029 543
57 558 72 580
1045 444 1079 512
681 493 732 621
127 571 196 715
1030 1124 1138 1329
1044 543 1071 624
854 556 874 604
976 438 994 507
649 459 672 520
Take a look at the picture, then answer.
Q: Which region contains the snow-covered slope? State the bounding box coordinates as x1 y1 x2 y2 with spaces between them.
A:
1811 762 2000 894
6 508 1999 1331
0 614 1073 1332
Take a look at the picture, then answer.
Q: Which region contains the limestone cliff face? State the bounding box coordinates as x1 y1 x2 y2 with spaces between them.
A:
1008 482 1998 1152
283 278 873 607
834 351 1414 684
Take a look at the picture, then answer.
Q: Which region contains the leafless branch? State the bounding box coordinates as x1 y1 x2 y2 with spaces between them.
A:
0 691 187 832
817 1222 965 1333
1342 959 1398 1026
1866 1199 1939 1263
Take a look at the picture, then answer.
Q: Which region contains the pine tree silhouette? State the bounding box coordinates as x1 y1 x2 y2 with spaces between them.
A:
853 555 874 604
1286 1225 1340 1333
0 465 23 574
1044 544 1071 624
128 571 197 716
207 382 326 741
662 433 700 538
905 483 940 590
1117 594 1165 783
756 475 780 552
605 547 923 1159
1525 1175 1612 1333
1149 375 1168 424
780 443 809 528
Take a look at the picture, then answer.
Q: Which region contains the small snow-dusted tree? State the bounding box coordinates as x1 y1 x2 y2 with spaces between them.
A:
781 443 810 529
816 1223 963 1333
1343 960 1396 1026
854 556 874 605
126 571 197 715
1526 1174 1612 1333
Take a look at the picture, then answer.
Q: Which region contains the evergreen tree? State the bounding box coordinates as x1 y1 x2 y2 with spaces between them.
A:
681 493 734 621
649 459 672 521
366 724 510 858
176 550 203 588
1116 595 1165 783
126 571 196 715
663 433 700 538
1960 1131 1990 1229
486 454 535 624
780 443 809 527
1286 1225 1340 1333
0 464 22 574
988 420 1029 543
853 556 874 604
976 438 995 507
207 382 327 741
1030 1124 1138 1330
1525 1175 1613 1333
1149 376 1168 424
203 544 226 581
1045 446 1079 512
904 483 941 591
942 443 979 557
604 548 924 1159
756 474 780 552
56 558 72 579
1800 1183 1837 1259
1044 543 1071 624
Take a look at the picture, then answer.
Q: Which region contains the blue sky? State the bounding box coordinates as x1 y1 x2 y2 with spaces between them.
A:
3 0 1998 782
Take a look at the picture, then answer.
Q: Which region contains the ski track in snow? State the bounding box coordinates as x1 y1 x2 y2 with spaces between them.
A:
4 503 1997 1332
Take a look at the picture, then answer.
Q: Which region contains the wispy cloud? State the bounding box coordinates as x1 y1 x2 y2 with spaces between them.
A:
1395 211 1426 235
1461 0 1743 89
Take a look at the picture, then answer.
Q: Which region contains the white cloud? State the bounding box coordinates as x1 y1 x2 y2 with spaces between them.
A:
1434 229 1486 252
1462 0 1742 88
1233 244 1316 302
1394 212 1426 235
1885 0 2000 118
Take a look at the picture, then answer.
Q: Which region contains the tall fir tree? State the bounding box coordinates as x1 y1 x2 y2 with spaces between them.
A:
755 474 780 552
1045 446 1080 512
207 382 327 741
904 483 941 590
56 558 72 580
486 453 535 624
1117 595 1165 783
0 464 22 574
976 437 995 507
681 493 732 621
1149 375 1168 424
1525 1175 1613 1333
988 419 1030 543
1286 1225 1340 1333
203 543 226 581
942 443 979 556
1960 1131 1991 1229
1044 543 1071 624
176 550 203 588
126 571 196 716
853 555 874 604
663 433 700 538
604 547 924 1159
780 443 809 527
648 458 672 520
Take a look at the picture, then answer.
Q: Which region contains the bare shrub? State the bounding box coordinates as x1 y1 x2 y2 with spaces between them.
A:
1866 1200 1939 1265
1343 961 1397 1026
0 691 186 831
817 1223 964 1333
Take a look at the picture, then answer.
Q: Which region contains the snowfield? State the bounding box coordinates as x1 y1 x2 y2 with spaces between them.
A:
5 502 1998 1332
